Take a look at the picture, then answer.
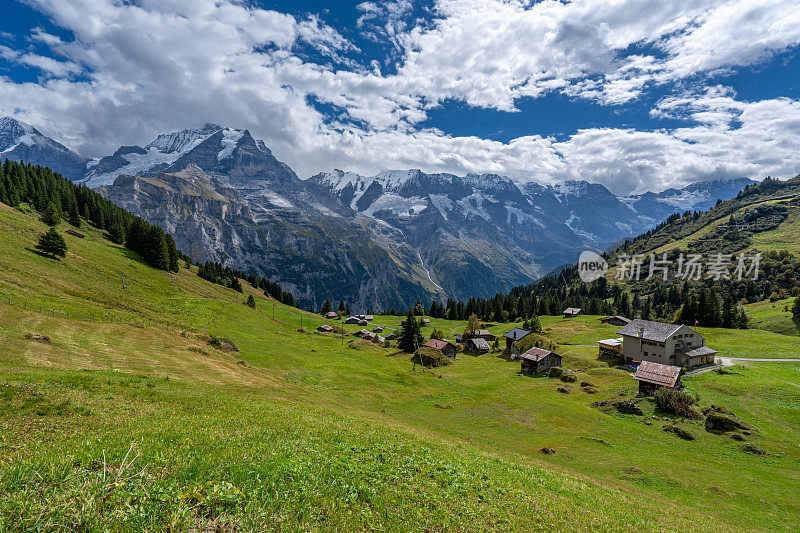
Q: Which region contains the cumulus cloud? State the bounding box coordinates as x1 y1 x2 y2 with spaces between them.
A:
0 0 798 194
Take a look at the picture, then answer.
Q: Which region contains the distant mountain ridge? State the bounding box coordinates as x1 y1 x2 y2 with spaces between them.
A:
0 115 760 309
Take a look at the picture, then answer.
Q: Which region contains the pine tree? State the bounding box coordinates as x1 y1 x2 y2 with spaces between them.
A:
36 227 67 259
792 297 800 333
41 201 61 226
321 298 333 315
109 219 126 244
149 230 170 270
245 294 256 308
398 310 423 352
68 205 81 228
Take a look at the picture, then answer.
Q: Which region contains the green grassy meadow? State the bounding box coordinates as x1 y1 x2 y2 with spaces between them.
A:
1 204 799 531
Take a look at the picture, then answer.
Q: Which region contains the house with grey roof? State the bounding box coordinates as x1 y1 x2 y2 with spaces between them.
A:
617 319 716 368
503 328 531 350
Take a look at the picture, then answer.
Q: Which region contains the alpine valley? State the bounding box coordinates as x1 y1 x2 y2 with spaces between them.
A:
0 116 755 310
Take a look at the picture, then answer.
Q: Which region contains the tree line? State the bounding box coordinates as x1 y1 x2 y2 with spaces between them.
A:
0 158 299 308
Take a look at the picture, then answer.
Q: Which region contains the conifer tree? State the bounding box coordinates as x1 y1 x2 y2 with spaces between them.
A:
36 227 67 259
41 201 61 226
398 310 423 352
246 294 256 308
321 298 332 315
109 219 126 244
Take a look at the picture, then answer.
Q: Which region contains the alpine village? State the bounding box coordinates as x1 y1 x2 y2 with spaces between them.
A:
1 1 800 532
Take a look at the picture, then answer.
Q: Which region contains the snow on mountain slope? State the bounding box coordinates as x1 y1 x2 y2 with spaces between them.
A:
0 116 89 181
84 124 244 187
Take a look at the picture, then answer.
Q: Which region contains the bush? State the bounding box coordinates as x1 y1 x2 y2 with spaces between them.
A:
705 411 751 433
654 388 700 418
663 425 695 440
614 400 643 415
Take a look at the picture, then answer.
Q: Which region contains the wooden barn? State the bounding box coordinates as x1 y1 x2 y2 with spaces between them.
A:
563 307 582 318
465 337 490 354
520 347 562 374
600 315 630 326
597 337 623 357
424 339 457 358
325 311 338 320
316 324 334 333
344 316 360 325
632 361 682 396
503 328 532 350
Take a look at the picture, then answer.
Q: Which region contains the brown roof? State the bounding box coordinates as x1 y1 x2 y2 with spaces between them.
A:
632 361 681 387
425 339 455 351
520 347 557 362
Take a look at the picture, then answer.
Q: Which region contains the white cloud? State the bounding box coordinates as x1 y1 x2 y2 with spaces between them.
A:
0 0 798 195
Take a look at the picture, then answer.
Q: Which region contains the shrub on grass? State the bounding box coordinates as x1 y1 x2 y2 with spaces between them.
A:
208 335 239 352
662 425 695 440
654 388 701 419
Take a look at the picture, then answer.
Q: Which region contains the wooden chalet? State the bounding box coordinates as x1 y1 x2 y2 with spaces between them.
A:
325 311 338 320
597 337 623 357
424 339 457 358
632 361 682 396
344 316 361 325
563 307 582 318
503 328 532 350
316 324 334 333
600 315 630 326
520 347 562 374
465 337 490 354
373 326 384 333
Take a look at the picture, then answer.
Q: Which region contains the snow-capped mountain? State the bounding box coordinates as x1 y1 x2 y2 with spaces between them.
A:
0 116 758 309
84 123 243 186
0 117 88 181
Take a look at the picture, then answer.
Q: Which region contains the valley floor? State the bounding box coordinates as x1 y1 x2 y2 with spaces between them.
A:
1 204 799 531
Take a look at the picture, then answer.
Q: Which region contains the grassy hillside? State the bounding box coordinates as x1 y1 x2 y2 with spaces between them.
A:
743 297 798 336
1 204 800 531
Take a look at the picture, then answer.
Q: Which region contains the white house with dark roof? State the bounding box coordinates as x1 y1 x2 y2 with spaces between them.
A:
617 319 716 368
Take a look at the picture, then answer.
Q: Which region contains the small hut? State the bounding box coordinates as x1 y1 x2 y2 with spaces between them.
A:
600 316 630 326
632 361 682 396
563 307 582 318
317 324 334 333
503 328 531 350
325 311 338 320
466 337 490 354
424 338 457 358
597 337 623 357
520 347 562 374
344 316 360 325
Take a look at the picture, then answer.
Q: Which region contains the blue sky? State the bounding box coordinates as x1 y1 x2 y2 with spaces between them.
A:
1 0 799 194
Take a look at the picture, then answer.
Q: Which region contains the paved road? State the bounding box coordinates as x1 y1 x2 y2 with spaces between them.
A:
685 357 800 375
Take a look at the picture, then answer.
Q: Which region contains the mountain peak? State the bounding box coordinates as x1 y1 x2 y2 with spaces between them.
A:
0 116 40 151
